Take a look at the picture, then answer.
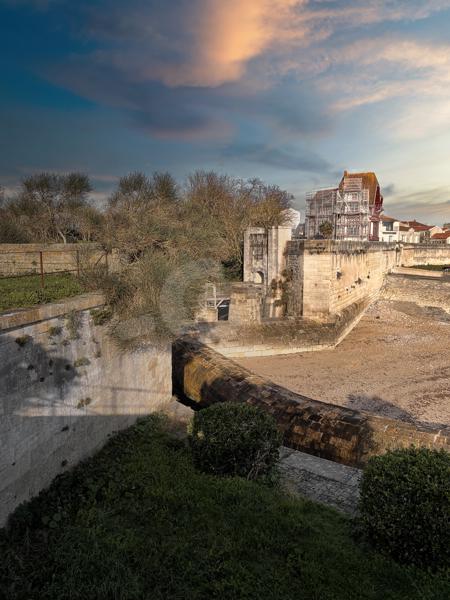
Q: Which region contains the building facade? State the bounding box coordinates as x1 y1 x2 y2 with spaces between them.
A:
379 216 420 244
305 171 383 242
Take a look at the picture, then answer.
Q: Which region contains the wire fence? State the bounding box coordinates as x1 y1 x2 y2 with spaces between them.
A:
0 248 109 288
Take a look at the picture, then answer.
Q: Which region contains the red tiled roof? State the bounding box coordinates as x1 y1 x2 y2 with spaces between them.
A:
431 231 450 240
406 220 433 231
339 171 381 207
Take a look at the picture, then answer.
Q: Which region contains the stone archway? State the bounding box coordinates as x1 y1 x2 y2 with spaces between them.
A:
254 270 265 285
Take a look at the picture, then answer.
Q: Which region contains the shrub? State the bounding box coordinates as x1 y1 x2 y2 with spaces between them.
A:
359 447 450 569
189 402 282 481
74 357 91 367
66 310 81 340
15 335 31 347
90 307 113 326
48 326 62 337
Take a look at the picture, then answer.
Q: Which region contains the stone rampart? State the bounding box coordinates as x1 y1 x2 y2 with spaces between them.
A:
400 244 450 267
0 294 172 526
173 338 450 468
286 240 398 320
382 272 450 310
188 298 369 357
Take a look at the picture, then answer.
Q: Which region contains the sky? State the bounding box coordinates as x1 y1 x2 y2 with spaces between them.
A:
1 0 450 224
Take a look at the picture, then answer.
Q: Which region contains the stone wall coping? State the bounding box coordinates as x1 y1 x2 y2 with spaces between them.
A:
0 292 105 331
287 240 399 251
0 242 103 253
173 337 450 468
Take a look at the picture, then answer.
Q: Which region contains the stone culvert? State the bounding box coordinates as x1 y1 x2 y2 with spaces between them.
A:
173 337 450 468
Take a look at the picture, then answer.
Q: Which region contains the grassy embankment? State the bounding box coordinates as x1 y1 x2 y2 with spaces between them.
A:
1 416 448 600
0 273 82 312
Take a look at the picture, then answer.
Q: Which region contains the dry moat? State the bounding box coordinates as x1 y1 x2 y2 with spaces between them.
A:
236 284 450 429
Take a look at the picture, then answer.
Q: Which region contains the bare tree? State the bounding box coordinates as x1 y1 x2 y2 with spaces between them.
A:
9 173 94 243
184 171 292 275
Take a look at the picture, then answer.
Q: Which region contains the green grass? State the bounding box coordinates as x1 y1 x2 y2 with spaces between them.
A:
1 416 448 600
0 273 82 312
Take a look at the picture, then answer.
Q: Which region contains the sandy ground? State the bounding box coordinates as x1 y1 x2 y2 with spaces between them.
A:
236 300 450 428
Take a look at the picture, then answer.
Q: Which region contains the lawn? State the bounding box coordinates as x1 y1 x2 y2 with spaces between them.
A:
0 273 82 312
1 416 448 600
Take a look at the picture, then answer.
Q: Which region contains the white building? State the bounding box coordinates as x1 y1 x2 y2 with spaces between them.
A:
431 231 450 245
379 216 420 244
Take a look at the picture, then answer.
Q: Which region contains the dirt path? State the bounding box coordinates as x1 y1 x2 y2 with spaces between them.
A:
236 300 450 428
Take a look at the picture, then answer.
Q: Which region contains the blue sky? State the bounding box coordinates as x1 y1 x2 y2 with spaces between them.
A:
1 0 450 223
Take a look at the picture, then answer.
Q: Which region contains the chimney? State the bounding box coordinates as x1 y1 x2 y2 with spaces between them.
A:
344 170 348 177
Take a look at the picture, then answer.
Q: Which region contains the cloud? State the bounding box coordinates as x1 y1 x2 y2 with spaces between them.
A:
31 1 450 140
1 0 60 8
74 1 450 90
9 0 450 173
160 0 450 88
155 0 302 87
387 188 450 223
295 35 450 139
222 142 331 173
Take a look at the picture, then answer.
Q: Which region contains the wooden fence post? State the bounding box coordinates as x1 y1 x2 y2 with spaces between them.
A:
39 251 44 289
76 249 80 278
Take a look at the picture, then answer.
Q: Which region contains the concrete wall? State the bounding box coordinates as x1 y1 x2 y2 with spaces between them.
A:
0 243 107 276
173 338 450 468
0 295 172 526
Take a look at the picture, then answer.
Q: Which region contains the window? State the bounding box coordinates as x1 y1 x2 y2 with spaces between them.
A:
250 233 266 261
383 221 394 231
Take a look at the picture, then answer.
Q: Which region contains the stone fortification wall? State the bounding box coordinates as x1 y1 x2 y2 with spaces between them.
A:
0 243 106 276
400 244 450 267
286 240 398 320
189 298 368 357
382 272 450 310
173 338 450 468
228 283 264 323
0 295 172 526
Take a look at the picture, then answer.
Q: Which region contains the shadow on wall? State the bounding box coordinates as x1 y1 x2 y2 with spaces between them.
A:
172 337 450 469
0 330 168 527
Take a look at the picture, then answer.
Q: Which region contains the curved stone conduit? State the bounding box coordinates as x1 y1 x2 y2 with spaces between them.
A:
173 337 450 468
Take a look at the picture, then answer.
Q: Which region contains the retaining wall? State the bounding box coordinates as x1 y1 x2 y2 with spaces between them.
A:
0 243 106 276
173 338 450 468
382 272 450 309
400 244 450 267
188 298 369 357
0 294 172 526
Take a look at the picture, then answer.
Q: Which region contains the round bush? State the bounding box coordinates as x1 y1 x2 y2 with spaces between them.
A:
189 402 282 481
359 447 450 569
